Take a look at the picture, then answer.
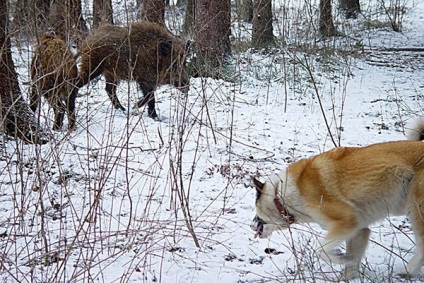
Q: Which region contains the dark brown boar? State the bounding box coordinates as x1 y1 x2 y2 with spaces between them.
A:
77 21 190 119
30 34 78 131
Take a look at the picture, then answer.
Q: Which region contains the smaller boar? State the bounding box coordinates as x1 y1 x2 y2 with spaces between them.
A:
30 34 78 131
77 21 190 119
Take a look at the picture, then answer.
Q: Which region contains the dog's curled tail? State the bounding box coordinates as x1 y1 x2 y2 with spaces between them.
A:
407 120 424 141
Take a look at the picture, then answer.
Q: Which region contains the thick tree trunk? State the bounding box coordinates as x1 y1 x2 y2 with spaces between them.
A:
49 0 88 43
339 0 360 19
182 0 194 35
237 0 253 23
139 0 166 27
195 0 231 76
12 0 50 37
252 0 274 48
0 0 48 144
319 0 337 37
92 0 113 29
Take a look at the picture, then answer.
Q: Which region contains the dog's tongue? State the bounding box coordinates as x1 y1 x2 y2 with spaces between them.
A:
254 229 260 239
254 223 263 238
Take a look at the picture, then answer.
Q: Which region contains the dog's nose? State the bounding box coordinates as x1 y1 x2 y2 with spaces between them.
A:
250 221 258 231
250 216 258 231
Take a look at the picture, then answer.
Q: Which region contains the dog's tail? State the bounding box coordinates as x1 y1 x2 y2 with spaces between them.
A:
407 120 424 141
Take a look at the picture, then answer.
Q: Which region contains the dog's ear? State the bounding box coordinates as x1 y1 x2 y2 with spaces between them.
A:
252 177 265 194
252 177 264 190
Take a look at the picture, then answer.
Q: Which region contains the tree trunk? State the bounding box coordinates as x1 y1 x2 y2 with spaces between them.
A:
12 0 51 37
237 0 253 23
252 0 274 48
339 0 360 19
194 0 231 77
92 0 113 29
182 0 194 35
49 0 88 43
0 0 48 144
319 0 337 37
139 0 166 27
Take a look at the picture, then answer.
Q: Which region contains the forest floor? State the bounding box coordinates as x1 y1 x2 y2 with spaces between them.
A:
1 0 424 282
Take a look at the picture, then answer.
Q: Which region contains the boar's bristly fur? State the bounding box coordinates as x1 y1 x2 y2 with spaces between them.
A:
30 34 78 131
77 21 190 119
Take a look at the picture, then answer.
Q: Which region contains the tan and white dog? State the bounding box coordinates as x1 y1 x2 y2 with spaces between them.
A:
251 122 424 279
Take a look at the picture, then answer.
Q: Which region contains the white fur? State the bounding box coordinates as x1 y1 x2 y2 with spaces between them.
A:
252 165 421 279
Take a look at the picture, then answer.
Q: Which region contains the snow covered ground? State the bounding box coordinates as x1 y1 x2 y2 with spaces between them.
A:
2 0 424 282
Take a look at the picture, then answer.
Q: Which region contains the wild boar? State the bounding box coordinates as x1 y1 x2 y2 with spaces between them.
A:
77 21 190 119
30 34 78 131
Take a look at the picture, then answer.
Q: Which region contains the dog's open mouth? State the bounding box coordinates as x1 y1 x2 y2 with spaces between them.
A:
254 218 265 238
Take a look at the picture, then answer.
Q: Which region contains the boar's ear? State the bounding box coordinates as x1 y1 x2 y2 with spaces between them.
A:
159 41 173 57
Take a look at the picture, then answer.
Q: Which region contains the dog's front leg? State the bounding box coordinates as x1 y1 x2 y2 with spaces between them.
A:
318 228 362 265
342 228 371 280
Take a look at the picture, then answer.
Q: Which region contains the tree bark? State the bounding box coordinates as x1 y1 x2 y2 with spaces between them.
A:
49 0 88 43
139 0 166 27
339 0 360 19
237 0 253 23
182 0 194 35
195 0 231 76
319 0 337 37
252 0 274 48
92 0 113 29
0 0 48 144
12 0 51 37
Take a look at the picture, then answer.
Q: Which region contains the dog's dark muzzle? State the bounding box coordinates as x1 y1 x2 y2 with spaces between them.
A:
251 215 267 238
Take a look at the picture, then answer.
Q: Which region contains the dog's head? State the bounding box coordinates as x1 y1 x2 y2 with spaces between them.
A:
250 174 294 238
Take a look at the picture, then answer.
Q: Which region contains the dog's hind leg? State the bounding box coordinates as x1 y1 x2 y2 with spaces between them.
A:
404 178 424 278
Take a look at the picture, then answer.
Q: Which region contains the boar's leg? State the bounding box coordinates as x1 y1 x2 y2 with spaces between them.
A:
53 111 65 131
104 76 126 111
66 87 77 130
136 83 157 119
29 83 40 112
146 92 157 119
53 99 66 131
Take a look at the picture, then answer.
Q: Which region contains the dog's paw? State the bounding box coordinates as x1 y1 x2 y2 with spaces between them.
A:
319 249 353 265
397 273 409 279
396 272 420 280
340 265 361 281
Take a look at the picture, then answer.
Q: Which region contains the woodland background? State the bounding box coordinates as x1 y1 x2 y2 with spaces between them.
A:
0 0 424 282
